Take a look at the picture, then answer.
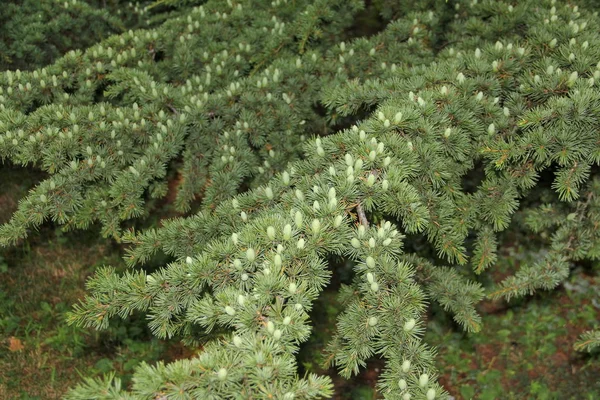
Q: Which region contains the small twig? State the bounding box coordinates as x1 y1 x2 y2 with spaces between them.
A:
564 191 594 254
355 169 379 227
577 191 594 222
356 169 381 227
166 104 179 115
356 203 369 227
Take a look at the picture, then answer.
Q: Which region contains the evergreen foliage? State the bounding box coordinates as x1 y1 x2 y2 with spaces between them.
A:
0 0 599 398
0 0 151 71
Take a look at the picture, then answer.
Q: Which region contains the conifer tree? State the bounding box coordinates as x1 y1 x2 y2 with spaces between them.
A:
0 0 599 398
1 0 436 245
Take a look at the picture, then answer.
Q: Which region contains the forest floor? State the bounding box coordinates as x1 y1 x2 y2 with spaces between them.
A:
0 165 599 399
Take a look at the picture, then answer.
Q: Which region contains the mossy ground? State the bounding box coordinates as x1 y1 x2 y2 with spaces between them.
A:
1 166 599 399
429 272 600 400
0 166 192 399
